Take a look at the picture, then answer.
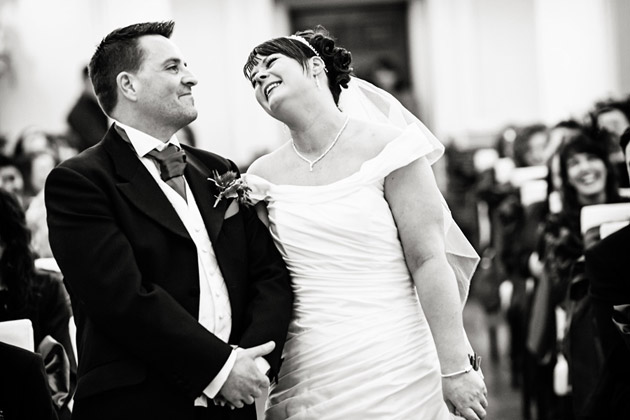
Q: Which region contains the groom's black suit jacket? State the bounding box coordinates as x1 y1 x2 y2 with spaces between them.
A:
45 126 293 420
582 225 630 418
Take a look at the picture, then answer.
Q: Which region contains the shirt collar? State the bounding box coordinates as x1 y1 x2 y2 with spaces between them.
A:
113 121 181 158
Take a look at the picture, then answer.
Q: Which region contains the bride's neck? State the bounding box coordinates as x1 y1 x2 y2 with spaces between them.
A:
288 109 346 154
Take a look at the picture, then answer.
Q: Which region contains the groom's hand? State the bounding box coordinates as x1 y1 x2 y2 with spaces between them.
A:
217 341 275 409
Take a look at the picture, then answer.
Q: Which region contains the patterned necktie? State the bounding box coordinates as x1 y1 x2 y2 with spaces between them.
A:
147 144 187 202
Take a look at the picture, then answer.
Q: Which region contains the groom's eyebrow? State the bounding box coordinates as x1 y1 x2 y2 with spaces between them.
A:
163 57 185 67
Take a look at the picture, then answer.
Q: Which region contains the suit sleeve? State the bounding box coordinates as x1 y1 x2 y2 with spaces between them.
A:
38 274 77 375
27 351 59 420
586 227 630 305
45 165 233 398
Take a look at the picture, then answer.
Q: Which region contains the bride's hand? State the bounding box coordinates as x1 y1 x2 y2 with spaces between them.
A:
442 370 488 420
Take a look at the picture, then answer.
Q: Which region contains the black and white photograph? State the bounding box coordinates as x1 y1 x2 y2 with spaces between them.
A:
1 1 629 419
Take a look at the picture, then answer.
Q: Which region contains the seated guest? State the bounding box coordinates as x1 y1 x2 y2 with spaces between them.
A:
497 123 548 418
0 154 25 205
12 126 58 159
0 340 59 420
20 150 60 259
16 149 59 209
0 189 75 416
582 127 630 419
539 131 626 418
512 123 548 168
589 98 630 186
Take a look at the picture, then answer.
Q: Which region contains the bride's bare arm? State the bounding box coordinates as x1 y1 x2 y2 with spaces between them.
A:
385 156 487 420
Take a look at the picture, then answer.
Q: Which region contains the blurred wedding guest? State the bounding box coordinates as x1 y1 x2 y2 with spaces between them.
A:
497 123 550 317
494 123 548 418
513 123 548 168
25 190 53 259
13 146 61 259
545 120 583 163
0 341 59 420
540 132 625 419
16 149 59 209
0 154 25 202
497 125 518 162
365 56 420 116
13 126 58 158
67 65 108 152
589 98 630 186
581 127 630 419
0 134 8 155
24 150 58 197
524 123 585 420
472 126 520 367
525 122 583 328
623 127 630 176
591 98 630 142
0 189 76 414
50 133 79 164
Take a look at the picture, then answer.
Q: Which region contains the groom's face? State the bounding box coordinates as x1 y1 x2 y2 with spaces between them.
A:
133 35 198 129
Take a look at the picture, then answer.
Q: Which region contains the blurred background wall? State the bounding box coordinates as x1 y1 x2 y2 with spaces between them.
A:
1 0 629 167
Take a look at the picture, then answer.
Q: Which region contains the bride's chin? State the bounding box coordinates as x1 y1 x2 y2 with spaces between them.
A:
266 99 283 116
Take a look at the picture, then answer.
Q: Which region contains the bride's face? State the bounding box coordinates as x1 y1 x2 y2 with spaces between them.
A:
248 53 311 114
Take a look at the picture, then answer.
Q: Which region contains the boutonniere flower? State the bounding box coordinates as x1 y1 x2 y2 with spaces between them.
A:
208 170 252 208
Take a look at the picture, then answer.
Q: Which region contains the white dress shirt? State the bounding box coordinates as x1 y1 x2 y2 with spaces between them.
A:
114 122 235 406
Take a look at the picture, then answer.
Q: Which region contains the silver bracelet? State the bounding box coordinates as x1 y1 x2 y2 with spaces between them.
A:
441 352 482 378
440 365 473 378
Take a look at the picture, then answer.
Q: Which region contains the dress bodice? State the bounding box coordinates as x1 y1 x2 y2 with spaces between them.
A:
245 124 479 315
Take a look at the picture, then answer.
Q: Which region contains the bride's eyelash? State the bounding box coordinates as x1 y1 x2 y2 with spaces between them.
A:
250 56 279 88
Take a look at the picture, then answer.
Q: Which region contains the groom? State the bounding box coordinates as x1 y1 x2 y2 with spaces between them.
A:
45 21 293 420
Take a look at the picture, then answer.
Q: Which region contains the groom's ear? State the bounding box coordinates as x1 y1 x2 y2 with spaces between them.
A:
117 72 138 102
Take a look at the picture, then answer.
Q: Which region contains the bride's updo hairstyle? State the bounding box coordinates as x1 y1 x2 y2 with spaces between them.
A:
243 26 353 105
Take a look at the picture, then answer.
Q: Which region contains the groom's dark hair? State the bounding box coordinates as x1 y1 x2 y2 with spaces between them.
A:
88 21 174 116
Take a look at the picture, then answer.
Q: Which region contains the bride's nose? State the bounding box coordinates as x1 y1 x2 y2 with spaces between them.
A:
254 72 268 85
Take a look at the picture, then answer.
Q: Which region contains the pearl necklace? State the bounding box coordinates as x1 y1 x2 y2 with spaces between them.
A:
291 116 350 172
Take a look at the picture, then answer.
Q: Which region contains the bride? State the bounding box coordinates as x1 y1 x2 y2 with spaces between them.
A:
241 28 487 420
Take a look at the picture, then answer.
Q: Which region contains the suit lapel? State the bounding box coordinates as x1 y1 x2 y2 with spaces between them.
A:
103 127 190 240
184 149 227 244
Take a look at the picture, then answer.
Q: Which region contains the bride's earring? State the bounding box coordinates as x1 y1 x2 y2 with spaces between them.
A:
315 75 321 90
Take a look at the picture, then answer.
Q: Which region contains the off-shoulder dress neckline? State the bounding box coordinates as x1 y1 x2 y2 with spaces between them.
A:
245 124 420 189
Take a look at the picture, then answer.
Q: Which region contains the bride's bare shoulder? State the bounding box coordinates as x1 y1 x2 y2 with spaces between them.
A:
346 119 405 157
246 143 291 178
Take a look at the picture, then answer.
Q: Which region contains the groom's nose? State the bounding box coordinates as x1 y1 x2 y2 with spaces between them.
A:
182 69 198 86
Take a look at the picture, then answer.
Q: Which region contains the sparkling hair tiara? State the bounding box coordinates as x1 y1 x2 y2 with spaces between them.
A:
287 35 327 71
287 35 320 58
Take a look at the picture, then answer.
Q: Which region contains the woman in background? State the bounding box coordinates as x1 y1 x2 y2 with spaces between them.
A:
0 188 75 417
539 132 625 418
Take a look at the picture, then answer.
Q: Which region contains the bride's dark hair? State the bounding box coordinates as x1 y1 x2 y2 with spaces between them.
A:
243 26 353 105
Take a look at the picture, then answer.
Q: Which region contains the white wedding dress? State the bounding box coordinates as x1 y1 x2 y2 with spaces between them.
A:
246 124 479 420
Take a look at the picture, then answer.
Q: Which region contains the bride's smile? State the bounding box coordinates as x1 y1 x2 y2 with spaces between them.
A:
265 81 281 100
